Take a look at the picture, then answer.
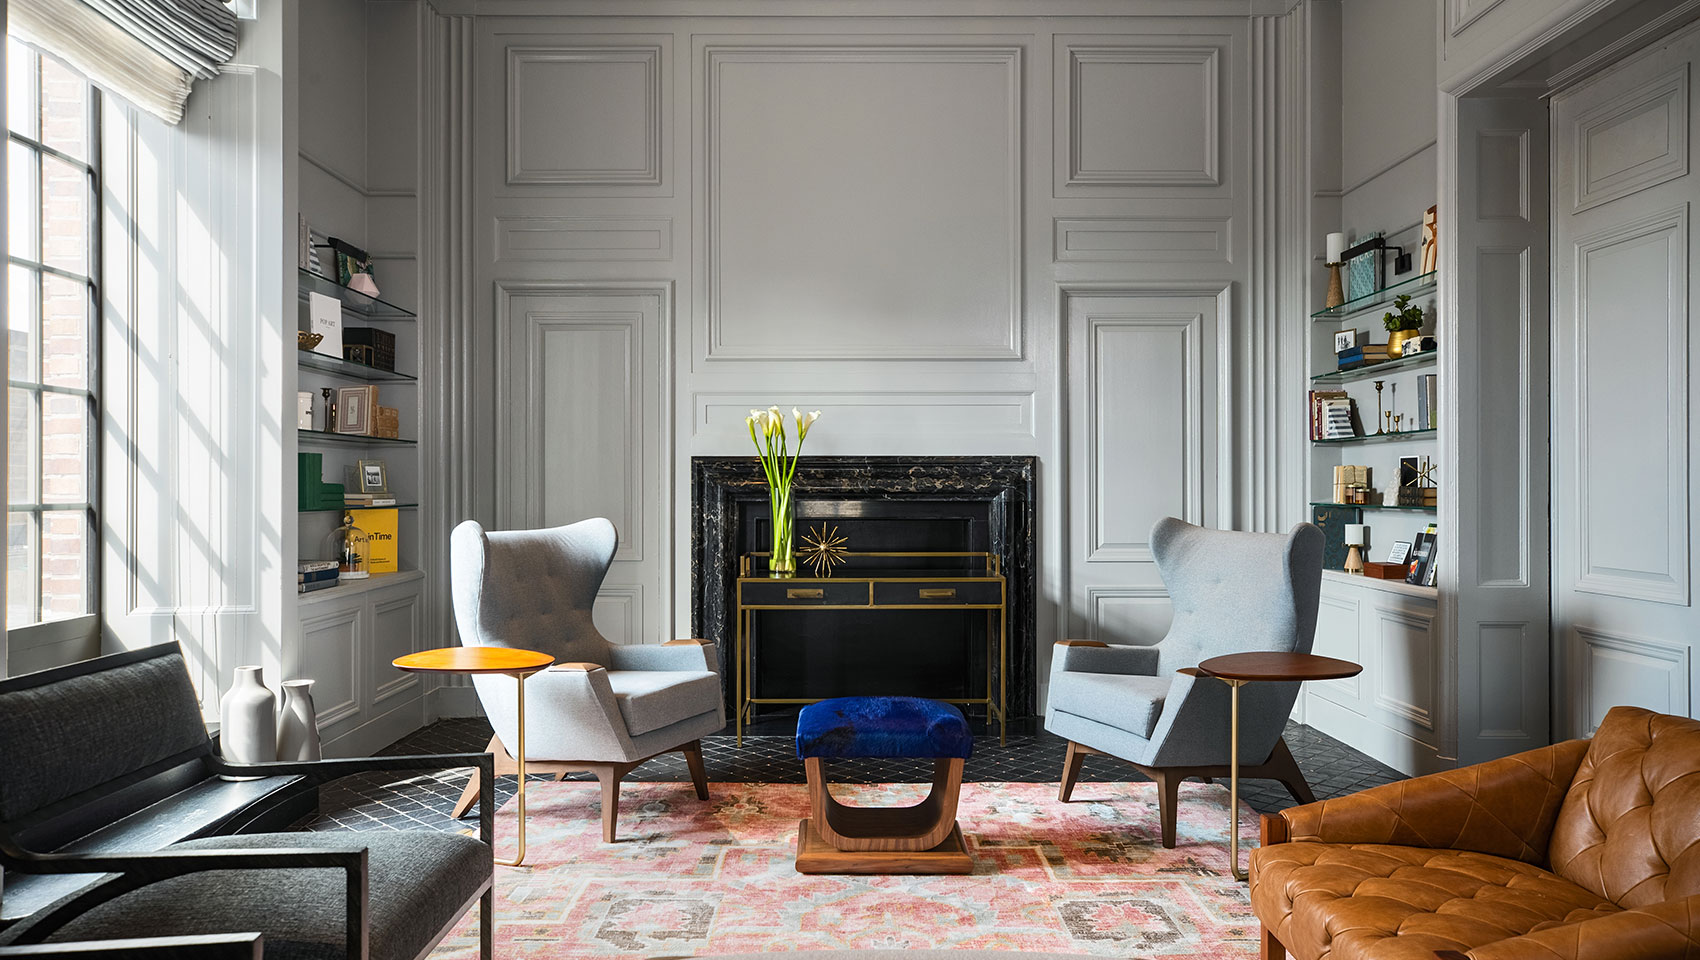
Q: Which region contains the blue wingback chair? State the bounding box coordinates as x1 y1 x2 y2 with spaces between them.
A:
449 518 725 842
1045 517 1325 847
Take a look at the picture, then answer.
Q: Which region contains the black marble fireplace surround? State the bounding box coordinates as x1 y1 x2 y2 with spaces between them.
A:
691 456 1038 724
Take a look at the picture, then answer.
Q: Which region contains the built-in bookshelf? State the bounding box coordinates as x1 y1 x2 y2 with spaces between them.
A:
1307 270 1441 586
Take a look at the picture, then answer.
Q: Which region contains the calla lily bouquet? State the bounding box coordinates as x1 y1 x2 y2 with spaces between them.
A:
746 406 820 577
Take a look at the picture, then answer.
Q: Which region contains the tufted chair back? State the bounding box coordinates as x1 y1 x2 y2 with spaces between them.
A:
1547 705 1700 908
1149 518 1325 677
449 518 617 667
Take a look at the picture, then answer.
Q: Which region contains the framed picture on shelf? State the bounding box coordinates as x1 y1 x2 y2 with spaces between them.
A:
1345 234 1384 300
334 385 378 435
1386 540 1412 566
357 459 388 494
1334 329 1358 353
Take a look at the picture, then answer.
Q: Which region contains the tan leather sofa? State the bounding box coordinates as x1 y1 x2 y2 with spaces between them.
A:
1250 705 1700 960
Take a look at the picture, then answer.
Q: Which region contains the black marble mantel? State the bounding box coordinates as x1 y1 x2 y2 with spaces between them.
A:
690 455 1038 721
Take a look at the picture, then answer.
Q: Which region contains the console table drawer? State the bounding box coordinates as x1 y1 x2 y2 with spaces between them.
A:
873 581 1003 606
740 580 868 606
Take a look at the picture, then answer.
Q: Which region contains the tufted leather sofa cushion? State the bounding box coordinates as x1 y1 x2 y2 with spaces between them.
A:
1252 843 1618 960
1547 706 1700 909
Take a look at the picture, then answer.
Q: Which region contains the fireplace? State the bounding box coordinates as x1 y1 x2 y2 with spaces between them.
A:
690 456 1037 725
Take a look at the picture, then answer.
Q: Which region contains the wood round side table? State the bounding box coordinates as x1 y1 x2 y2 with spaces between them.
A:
394 647 555 865
1197 651 1362 881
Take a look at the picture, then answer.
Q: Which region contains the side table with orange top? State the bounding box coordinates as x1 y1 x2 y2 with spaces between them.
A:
393 647 555 865
1196 651 1362 881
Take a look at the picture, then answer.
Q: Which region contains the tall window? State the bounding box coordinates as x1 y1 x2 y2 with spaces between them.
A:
7 37 99 635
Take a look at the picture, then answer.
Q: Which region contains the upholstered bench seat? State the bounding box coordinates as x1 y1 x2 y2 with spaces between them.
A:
0 831 492 960
795 696 974 760
1251 842 1619 960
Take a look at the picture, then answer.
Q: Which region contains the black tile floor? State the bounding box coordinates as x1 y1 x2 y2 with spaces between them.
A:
299 713 1404 834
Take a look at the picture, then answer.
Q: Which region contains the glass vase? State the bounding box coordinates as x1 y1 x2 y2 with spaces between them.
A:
769 485 796 578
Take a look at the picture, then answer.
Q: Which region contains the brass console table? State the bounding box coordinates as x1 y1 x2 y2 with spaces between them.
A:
734 551 1007 745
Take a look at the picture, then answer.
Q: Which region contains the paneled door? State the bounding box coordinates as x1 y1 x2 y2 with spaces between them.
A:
1063 287 1223 649
496 281 673 646
1551 24 1700 733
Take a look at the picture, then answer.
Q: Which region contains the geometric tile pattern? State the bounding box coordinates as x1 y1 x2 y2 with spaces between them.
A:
426 780 1267 958
300 718 1404 835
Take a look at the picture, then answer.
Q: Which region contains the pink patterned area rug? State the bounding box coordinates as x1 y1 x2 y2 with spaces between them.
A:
432 781 1262 959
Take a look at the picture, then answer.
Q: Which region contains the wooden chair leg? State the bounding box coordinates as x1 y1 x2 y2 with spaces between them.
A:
682 740 709 801
1261 925 1286 960
594 766 621 843
453 734 507 820
1265 737 1316 805
1058 740 1088 802
1154 768 1181 849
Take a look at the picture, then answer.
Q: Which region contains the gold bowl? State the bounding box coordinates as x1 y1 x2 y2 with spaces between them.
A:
297 331 324 351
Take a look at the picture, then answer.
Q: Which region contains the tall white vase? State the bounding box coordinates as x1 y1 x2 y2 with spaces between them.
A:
276 679 322 762
220 666 277 765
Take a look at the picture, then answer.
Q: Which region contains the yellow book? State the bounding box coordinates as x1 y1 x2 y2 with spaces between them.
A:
350 508 399 574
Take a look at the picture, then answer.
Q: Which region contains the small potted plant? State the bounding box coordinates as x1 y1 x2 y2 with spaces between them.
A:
1382 294 1426 358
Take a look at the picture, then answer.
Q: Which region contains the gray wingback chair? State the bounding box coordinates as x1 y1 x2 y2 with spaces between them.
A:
449 518 725 842
1046 517 1325 847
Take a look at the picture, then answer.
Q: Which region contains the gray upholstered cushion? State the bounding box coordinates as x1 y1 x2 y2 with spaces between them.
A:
0 832 490 960
450 517 617 666
0 651 209 822
1046 672 1170 739
606 670 721 736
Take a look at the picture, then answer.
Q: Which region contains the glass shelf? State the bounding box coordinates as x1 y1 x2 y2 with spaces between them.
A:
298 269 417 320
1310 501 1437 512
1310 350 1437 384
298 430 417 446
1313 427 1437 445
301 503 419 514
297 349 417 382
1311 271 1437 322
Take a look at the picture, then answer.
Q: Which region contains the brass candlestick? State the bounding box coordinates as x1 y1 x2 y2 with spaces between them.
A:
1394 414 1403 433
1384 411 1393 434
1374 380 1385 434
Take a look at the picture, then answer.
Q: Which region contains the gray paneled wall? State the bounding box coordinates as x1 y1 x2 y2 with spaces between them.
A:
425 4 1308 710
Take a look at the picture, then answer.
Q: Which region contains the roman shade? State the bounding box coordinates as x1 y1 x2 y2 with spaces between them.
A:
8 0 237 125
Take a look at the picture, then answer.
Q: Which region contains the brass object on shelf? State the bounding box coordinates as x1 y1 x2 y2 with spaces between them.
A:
799 523 850 578
1374 380 1385 434
1387 328 1421 357
297 331 324 351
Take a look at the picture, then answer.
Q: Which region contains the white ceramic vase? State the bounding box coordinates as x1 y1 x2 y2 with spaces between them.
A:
276 679 322 762
219 666 277 765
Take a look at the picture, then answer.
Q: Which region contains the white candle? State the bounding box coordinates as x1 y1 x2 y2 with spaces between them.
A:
1326 232 1347 264
1344 523 1366 546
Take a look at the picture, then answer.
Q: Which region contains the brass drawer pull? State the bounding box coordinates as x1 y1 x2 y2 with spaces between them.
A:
918 588 957 599
787 588 825 599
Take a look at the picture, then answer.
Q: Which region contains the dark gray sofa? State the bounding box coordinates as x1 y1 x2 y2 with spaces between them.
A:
0 643 494 960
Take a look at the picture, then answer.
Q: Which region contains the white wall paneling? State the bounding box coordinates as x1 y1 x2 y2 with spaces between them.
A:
1085 586 1173 646
693 393 1038 449
496 216 674 262
1058 41 1222 188
506 43 666 186
1053 217 1232 264
1570 64 1689 211
699 44 1022 362
1372 607 1438 732
1574 627 1691 730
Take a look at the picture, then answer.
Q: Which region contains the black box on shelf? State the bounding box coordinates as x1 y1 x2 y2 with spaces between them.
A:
343 326 396 370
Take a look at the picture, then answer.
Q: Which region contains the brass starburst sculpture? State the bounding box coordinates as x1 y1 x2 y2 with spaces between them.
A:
799 523 849 578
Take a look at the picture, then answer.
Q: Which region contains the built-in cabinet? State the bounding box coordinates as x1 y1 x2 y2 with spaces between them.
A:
295 570 427 755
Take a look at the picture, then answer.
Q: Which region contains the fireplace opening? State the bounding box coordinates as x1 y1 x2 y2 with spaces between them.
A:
691 456 1037 730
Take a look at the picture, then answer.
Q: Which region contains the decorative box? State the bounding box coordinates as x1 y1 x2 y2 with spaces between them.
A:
372 406 401 439
343 326 396 371
1362 561 1408 580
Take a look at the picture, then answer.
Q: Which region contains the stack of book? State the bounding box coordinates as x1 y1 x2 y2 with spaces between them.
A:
1415 373 1438 429
343 493 398 508
299 560 339 594
1406 524 1439 586
1309 390 1351 439
1332 465 1372 503
1337 341 1389 369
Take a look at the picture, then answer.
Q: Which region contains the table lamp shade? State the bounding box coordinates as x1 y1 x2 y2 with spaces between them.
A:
1326 232 1347 264
1343 523 1366 546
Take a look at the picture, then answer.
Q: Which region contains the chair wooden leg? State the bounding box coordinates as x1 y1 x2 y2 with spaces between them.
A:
682 740 709 801
1265 737 1316 805
1154 768 1181 849
1261 925 1285 960
594 766 621 843
453 735 508 820
1058 740 1088 802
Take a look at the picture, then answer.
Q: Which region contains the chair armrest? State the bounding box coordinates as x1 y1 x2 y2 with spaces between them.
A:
1278 738 1591 863
1444 893 1700 960
0 933 264 959
1050 640 1161 676
606 640 719 673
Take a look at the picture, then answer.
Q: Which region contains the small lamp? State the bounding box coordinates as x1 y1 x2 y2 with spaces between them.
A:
1343 523 1366 575
1325 232 1347 308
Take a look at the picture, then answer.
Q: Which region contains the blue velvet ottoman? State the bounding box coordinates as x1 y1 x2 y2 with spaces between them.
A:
793 696 974 875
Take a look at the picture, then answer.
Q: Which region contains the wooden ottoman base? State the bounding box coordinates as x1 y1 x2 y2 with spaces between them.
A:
795 818 972 874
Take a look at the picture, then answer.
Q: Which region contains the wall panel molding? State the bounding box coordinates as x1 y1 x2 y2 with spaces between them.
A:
594 585 643 645
495 216 673 262
1053 216 1231 263
1571 63 1688 213
1447 0 1509 38
1576 627 1691 732
301 606 362 728
1085 586 1172 645
1476 621 1532 739
506 43 664 186
693 391 1037 445
1062 42 1222 187
1373 608 1437 731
